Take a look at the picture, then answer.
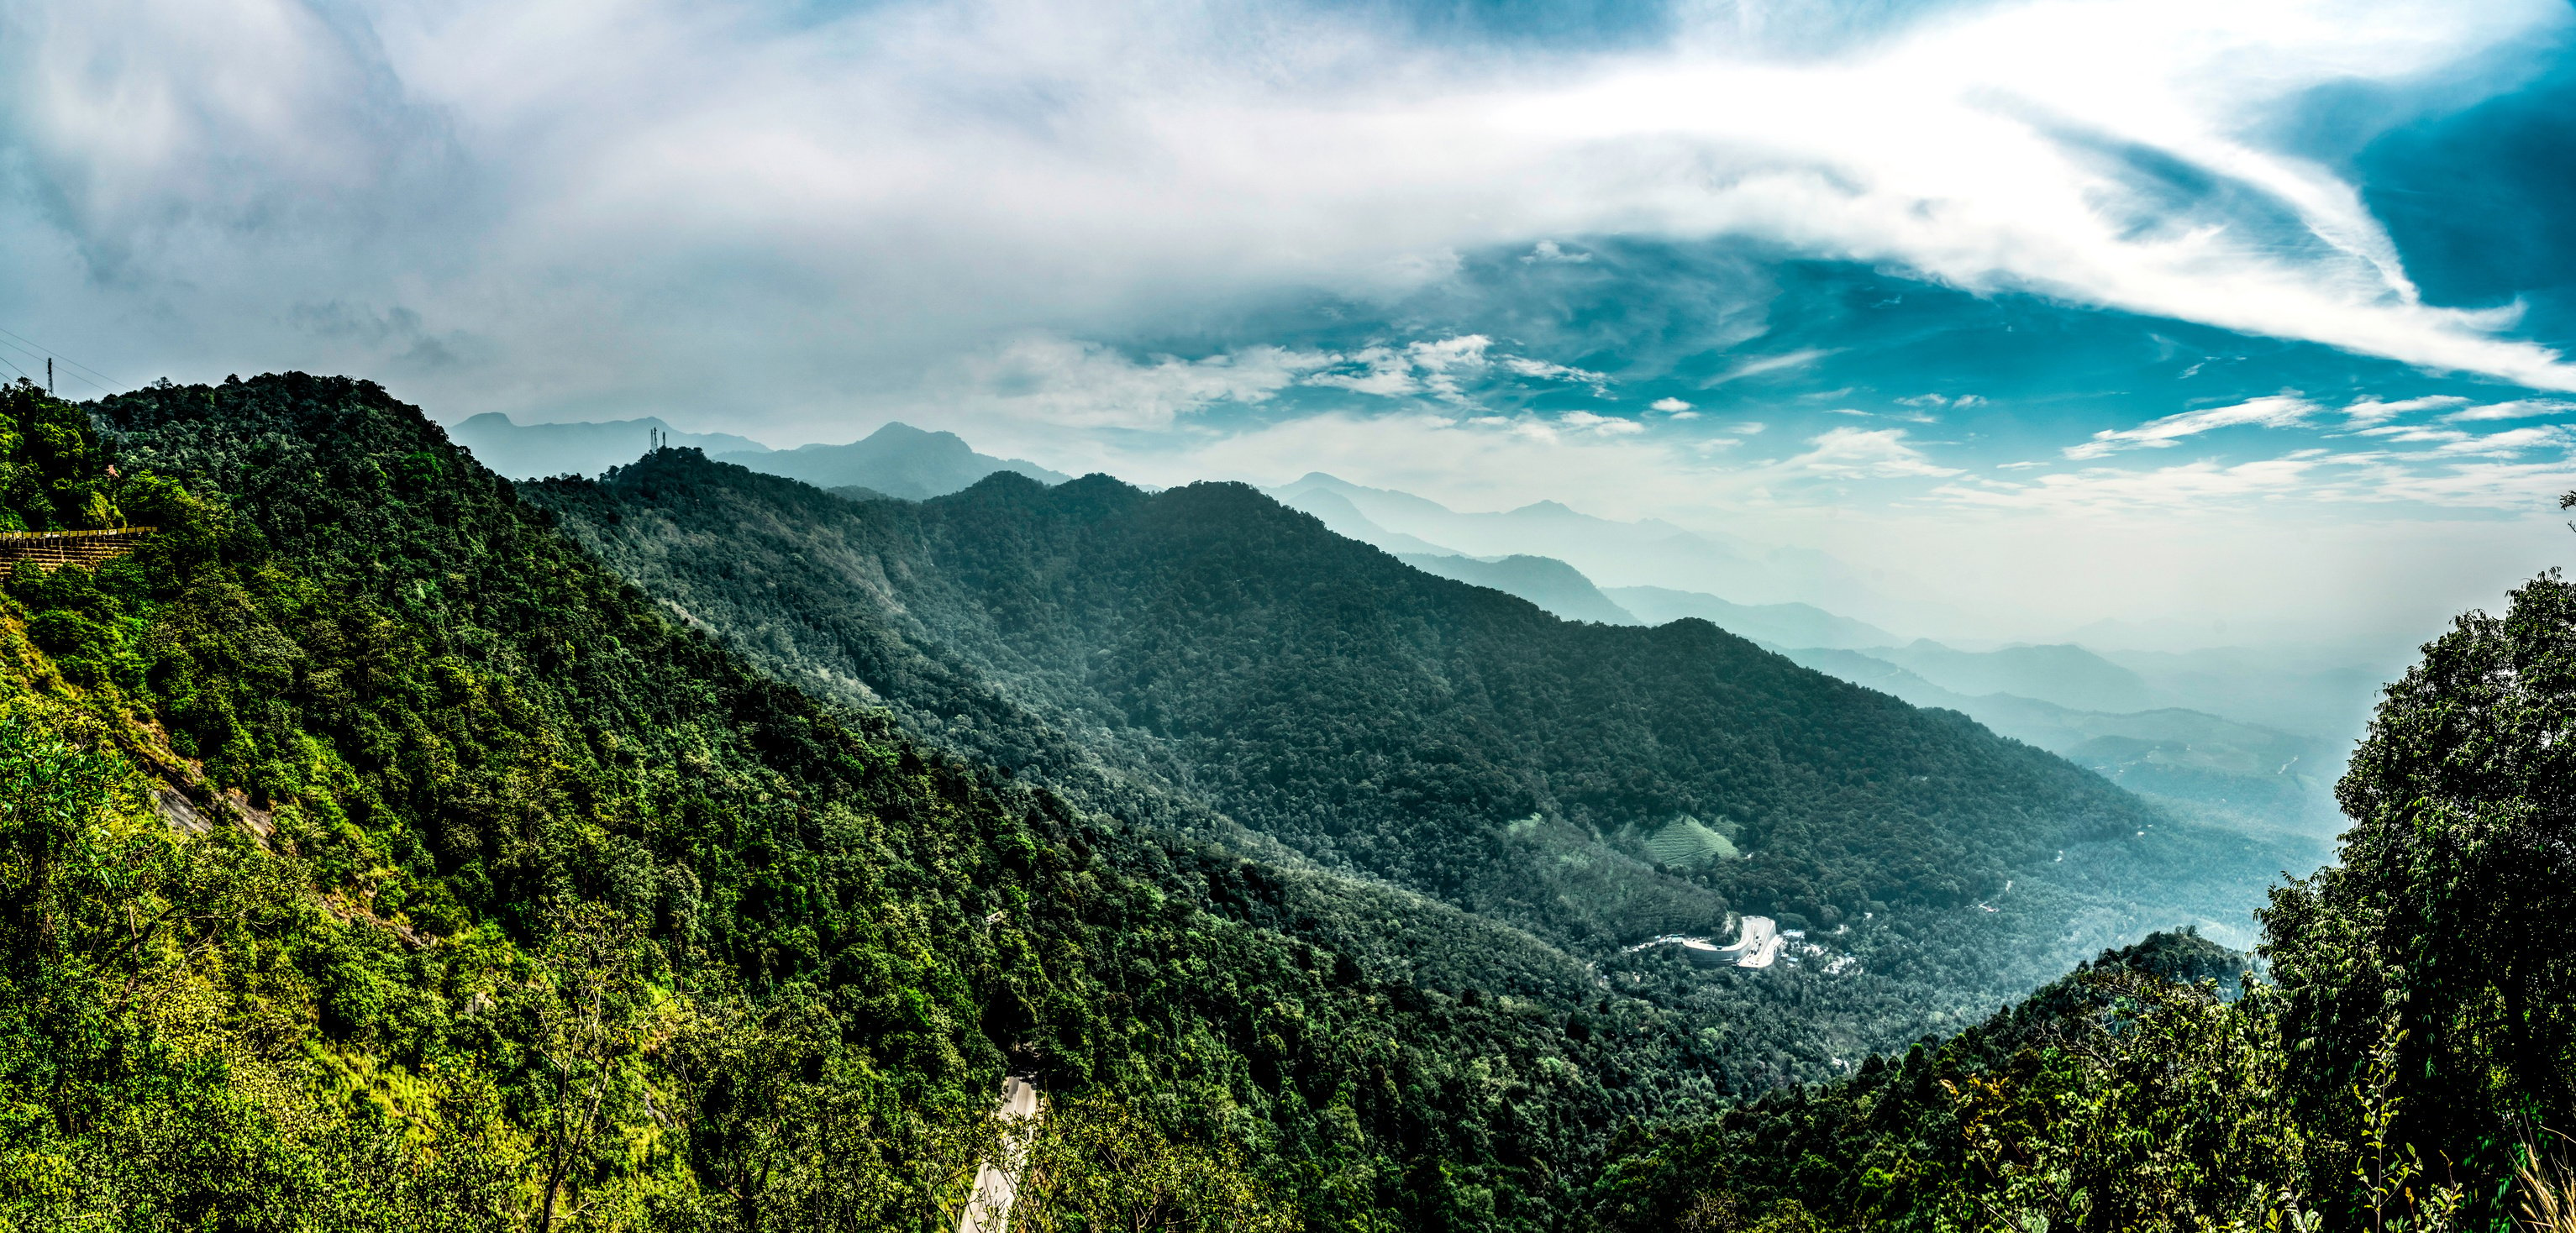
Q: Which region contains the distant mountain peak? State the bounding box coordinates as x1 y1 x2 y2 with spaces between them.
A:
445 412 773 479
712 422 1070 499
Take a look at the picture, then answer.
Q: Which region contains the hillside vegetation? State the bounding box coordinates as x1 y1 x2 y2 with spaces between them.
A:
1585 565 2576 1231
528 453 2307 1042
11 374 2567 1232
0 375 1747 1230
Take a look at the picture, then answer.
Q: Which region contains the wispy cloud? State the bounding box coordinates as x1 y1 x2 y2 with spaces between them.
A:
2343 395 2469 426
2442 399 2576 422
6 0 2573 429
944 337 1335 428
1780 427 1959 479
2064 394 2320 459
1710 349 1837 386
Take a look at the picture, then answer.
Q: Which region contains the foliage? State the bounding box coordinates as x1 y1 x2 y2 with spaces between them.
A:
1582 555 2576 1232
2263 569 2576 1223
0 373 1734 1230
15 369 2576 1233
1008 1092 1298 1232
528 449 2254 1090
534 454 2158 947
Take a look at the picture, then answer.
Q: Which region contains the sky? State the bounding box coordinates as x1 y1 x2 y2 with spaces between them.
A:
6 0 2576 654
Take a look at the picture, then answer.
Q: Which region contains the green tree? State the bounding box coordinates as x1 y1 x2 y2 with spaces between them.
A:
1011 1092 1296 1233
2265 567 2576 1210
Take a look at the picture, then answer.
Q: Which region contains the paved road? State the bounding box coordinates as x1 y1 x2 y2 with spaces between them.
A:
1712 916 1780 968
957 1076 1043 1233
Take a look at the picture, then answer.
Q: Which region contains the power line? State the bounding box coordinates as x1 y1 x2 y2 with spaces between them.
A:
0 325 114 386
0 333 113 396
0 326 119 396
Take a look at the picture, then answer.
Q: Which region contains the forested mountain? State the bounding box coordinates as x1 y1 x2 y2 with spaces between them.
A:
10 374 2573 1230
712 422 1068 498
528 450 2301 1005
0 375 1756 1230
446 412 1067 501
1585 567 2576 1232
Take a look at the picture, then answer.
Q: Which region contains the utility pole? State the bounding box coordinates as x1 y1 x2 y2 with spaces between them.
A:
45 359 51 393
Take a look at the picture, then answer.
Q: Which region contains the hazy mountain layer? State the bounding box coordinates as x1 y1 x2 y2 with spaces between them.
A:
1267 471 1920 627
1396 551 1640 624
1778 645 2340 858
446 411 769 478
715 421 1067 498
1860 638 2153 714
1609 584 1898 649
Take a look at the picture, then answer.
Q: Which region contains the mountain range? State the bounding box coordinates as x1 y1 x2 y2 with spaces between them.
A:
450 410 2347 847
534 450 2316 979
5 375 1744 1228
446 412 1069 498
5 374 2540 1231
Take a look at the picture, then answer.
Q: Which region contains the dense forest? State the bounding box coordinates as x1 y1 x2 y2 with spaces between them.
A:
528 451 2307 1031
5 372 2573 1230
1584 564 2576 1230
0 375 1744 1230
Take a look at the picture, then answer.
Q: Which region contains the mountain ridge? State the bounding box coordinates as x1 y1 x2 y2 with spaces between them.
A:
714 421 1068 498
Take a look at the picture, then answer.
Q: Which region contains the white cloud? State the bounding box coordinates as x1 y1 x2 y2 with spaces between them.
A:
2431 425 2573 455
1500 355 1611 393
1649 396 1692 413
1780 427 1959 479
1557 410 1643 434
944 337 1333 428
2343 395 2469 426
8 0 2574 430
2064 394 2320 459
1711 349 1837 386
1937 458 2331 512
1296 334 1616 404
1896 393 1987 409
2442 399 2576 422
2357 424 2471 444
1306 337 1496 401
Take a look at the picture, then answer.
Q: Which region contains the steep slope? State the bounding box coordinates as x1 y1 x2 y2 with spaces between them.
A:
716 422 1067 498
1608 584 1898 649
531 452 2224 996
0 375 1751 1231
1396 551 1641 624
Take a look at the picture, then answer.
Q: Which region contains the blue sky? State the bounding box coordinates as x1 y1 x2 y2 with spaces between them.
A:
5 0 2576 650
